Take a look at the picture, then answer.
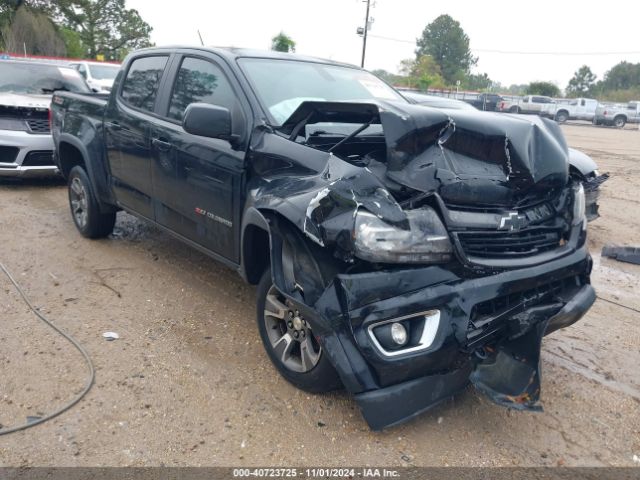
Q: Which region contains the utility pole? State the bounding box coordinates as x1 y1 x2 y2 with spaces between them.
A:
360 0 371 68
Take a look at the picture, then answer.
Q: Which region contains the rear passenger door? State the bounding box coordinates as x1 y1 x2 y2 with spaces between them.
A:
150 52 248 263
104 54 170 219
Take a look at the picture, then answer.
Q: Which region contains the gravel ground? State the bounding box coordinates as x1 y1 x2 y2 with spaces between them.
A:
0 124 639 467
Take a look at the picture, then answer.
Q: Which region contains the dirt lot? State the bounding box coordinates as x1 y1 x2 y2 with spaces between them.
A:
0 124 639 467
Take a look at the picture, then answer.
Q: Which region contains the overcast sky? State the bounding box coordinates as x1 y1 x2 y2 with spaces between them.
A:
127 0 640 90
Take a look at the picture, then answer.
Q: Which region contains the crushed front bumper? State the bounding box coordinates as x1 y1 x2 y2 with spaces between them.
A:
309 245 594 430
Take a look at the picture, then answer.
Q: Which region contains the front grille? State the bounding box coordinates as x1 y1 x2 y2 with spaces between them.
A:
26 118 50 134
456 226 562 259
22 150 54 167
0 146 20 163
465 275 583 350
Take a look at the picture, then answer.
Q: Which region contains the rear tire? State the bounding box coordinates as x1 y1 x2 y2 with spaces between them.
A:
613 116 626 128
68 166 116 239
509 106 520 113
256 268 342 393
555 111 569 123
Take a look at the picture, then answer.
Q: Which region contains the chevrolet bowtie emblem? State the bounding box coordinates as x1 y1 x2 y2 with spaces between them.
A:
498 212 528 231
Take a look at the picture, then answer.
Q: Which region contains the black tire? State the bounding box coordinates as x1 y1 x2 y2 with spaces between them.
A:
256 268 342 393
613 116 626 128
555 110 569 123
68 166 116 238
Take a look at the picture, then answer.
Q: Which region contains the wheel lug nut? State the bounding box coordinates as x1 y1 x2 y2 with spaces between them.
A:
288 311 294 318
287 321 293 328
293 331 299 338
301 330 306 337
295 310 299 317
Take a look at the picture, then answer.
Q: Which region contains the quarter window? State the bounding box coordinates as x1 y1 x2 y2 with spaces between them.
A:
168 57 236 121
120 56 169 112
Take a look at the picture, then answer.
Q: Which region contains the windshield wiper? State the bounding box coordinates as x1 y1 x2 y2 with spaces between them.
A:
327 116 377 153
39 86 70 94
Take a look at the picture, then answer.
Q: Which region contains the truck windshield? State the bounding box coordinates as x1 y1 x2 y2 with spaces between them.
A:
88 64 119 80
238 58 406 125
0 62 90 94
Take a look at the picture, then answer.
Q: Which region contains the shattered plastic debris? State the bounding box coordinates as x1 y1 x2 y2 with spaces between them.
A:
601 245 640 265
102 331 119 341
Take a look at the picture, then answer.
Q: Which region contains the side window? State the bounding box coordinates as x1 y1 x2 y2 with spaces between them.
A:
581 99 586 106
168 57 236 121
120 56 169 112
77 64 87 78
522 97 529 103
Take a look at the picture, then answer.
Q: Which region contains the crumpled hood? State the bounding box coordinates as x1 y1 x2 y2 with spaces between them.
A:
378 101 570 207
280 100 570 208
0 92 51 110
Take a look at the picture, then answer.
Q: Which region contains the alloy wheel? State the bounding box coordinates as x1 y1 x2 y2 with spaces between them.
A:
263 286 321 373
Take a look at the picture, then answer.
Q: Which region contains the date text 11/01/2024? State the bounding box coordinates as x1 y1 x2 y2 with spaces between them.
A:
232 468 400 478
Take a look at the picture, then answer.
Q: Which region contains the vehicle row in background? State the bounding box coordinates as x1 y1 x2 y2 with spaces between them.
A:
594 101 640 128
413 86 638 127
0 59 89 177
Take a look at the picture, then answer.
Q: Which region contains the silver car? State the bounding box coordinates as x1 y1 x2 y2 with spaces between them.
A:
0 60 89 177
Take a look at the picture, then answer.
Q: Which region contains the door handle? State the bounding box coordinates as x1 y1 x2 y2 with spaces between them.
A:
152 138 172 152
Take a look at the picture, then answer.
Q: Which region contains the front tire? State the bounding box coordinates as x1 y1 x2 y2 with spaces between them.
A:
68 166 116 238
256 268 342 393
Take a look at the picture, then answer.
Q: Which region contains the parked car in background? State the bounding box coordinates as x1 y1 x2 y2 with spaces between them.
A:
498 95 554 114
0 60 89 177
593 101 640 128
463 93 504 111
68 61 120 92
541 98 598 123
399 90 477 110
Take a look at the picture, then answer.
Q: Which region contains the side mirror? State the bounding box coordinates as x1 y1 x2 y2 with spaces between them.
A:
182 103 232 141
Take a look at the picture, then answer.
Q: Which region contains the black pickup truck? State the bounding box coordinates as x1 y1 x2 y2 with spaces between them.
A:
52 47 596 430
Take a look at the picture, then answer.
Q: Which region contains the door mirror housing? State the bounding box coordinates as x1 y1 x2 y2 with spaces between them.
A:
182 103 233 141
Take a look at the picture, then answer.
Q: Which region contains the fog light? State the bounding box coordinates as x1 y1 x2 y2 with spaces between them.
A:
390 322 408 345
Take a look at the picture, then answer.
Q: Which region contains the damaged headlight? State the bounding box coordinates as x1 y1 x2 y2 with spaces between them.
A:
572 183 586 229
354 208 453 264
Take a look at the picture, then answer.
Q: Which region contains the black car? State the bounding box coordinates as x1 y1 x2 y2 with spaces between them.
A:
51 47 595 430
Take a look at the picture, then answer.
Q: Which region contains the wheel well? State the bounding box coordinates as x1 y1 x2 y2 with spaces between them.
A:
557 109 569 116
58 142 86 178
243 224 270 285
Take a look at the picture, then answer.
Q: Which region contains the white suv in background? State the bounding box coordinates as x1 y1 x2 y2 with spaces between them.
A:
0 60 89 177
68 61 120 92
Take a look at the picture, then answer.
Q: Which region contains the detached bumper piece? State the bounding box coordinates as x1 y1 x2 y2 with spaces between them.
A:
352 284 595 430
355 362 472 431
584 173 609 222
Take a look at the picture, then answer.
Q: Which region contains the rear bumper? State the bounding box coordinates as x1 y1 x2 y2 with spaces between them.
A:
0 130 58 177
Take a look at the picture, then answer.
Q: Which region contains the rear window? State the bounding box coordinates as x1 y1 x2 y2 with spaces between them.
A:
120 56 169 112
0 62 89 94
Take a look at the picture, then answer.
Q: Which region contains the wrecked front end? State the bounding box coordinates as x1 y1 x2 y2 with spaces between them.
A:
248 101 595 430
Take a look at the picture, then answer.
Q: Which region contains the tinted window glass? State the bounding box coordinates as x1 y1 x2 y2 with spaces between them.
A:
121 56 168 112
168 57 236 121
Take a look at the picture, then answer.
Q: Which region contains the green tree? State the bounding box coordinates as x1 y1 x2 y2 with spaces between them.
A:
1 5 65 55
271 31 295 53
395 56 444 90
464 72 493 91
415 14 477 84
566 65 597 97
54 0 153 60
59 27 84 57
600 61 640 91
526 81 560 97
